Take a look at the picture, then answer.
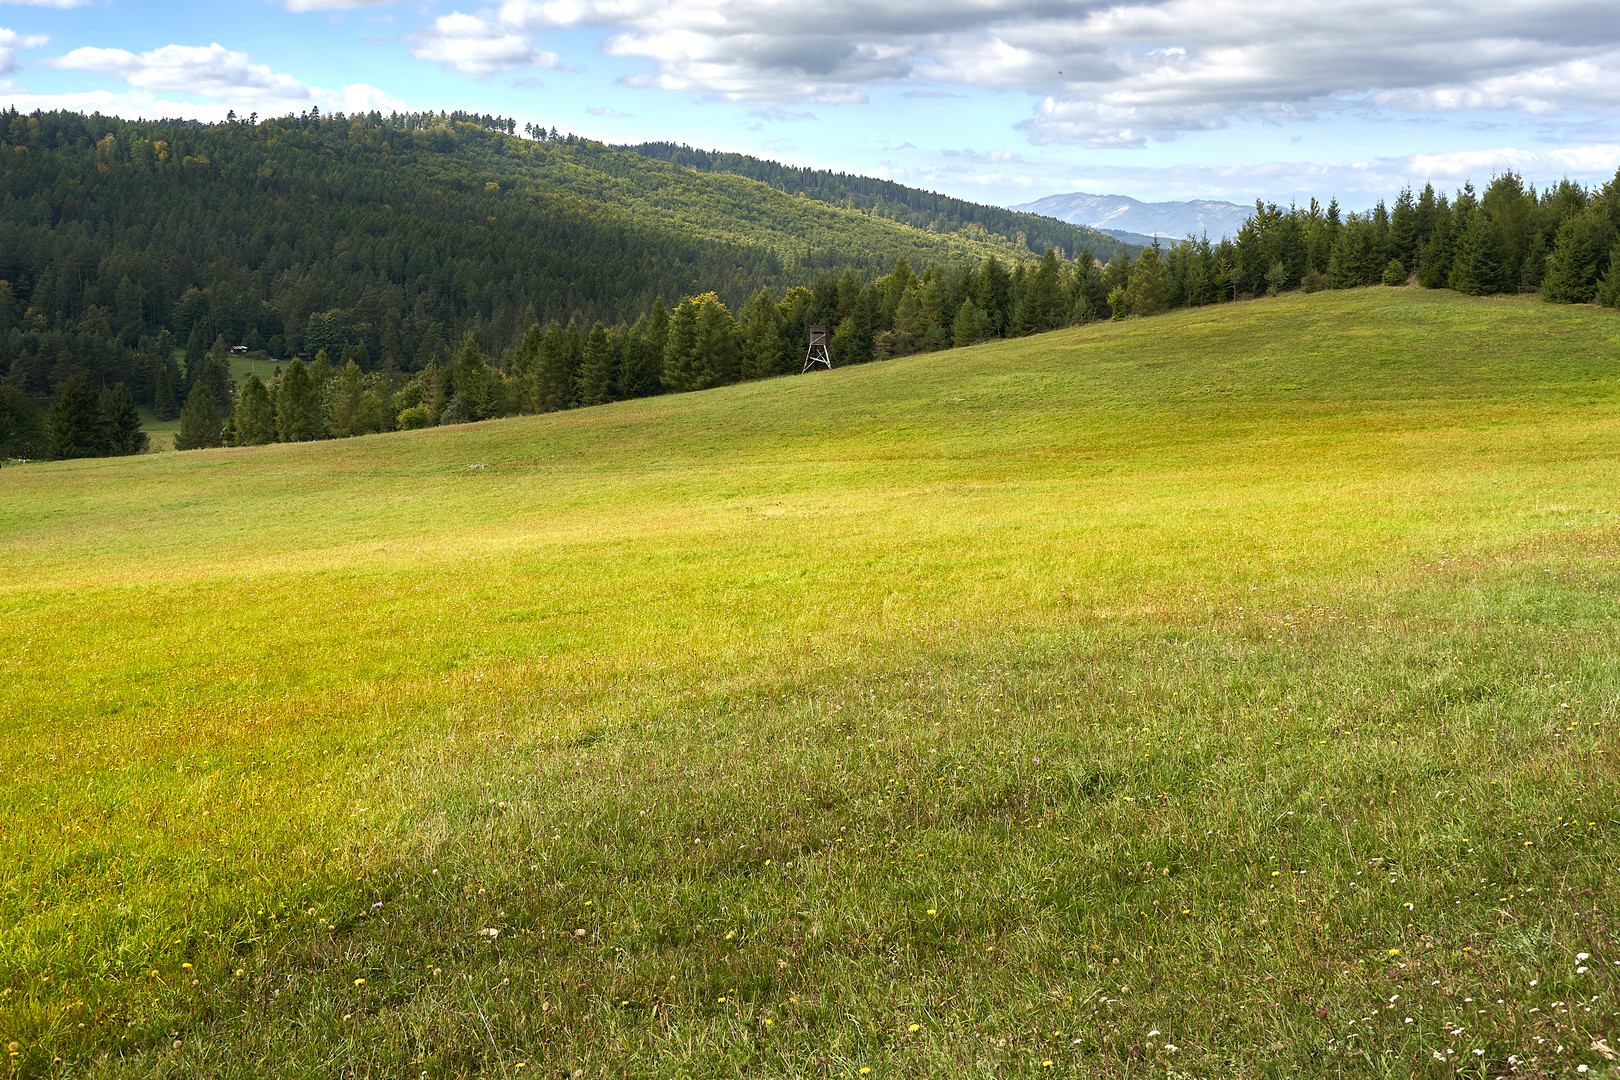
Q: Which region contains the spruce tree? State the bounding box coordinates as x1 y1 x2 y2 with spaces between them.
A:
1541 218 1599 303
47 375 105 459
0 382 45 460
1448 211 1501 295
1026 248 1064 331
576 325 617 406
1598 244 1620 308
275 359 322 441
1124 247 1169 315
183 324 207 385
101 383 149 456
952 299 990 346
173 381 224 450
152 363 179 420
661 300 703 392
615 314 662 399
738 288 784 378
231 374 276 445
973 256 1012 335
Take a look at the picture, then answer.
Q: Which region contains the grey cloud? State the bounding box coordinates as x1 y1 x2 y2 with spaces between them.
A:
501 0 1620 145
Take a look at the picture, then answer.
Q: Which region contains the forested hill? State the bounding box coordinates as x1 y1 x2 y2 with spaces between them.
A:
0 108 1095 401
620 141 1132 265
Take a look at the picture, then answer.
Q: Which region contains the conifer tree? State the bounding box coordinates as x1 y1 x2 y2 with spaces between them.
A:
183 324 208 385
174 381 224 450
505 323 545 412
47 375 104 459
1026 248 1065 331
738 288 784 379
275 359 322 441
152 363 179 420
0 383 45 460
446 336 501 421
232 374 275 445
973 256 1012 336
577 325 617 406
1542 218 1600 303
1448 211 1501 295
662 293 739 391
1598 244 1620 308
101 383 148 456
952 299 990 346
616 313 662 399
1124 246 1169 315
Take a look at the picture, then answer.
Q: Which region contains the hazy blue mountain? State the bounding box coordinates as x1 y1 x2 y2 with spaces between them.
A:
1011 191 1251 241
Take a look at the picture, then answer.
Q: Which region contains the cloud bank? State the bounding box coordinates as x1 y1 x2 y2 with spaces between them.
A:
478 0 1620 146
10 41 405 120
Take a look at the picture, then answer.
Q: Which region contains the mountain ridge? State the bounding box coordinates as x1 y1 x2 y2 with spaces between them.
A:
1011 191 1251 240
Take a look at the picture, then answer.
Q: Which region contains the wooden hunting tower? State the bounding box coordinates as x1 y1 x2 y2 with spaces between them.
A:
803 325 833 373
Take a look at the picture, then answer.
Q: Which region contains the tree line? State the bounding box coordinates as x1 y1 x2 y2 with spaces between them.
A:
144 248 1128 452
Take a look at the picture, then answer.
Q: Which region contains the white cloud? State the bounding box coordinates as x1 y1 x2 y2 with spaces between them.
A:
409 11 552 74
21 42 406 119
493 0 1620 145
585 103 631 117
908 142 1620 208
0 27 48 74
0 0 92 8
277 0 394 10
53 43 311 103
338 81 407 113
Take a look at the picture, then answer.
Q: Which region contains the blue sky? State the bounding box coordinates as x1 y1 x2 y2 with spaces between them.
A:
2 0 1618 210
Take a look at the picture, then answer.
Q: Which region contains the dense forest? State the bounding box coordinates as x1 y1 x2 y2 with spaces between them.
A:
2 105 1617 463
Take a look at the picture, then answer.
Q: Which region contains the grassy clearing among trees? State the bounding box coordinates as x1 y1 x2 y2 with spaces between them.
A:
3 289 1620 1078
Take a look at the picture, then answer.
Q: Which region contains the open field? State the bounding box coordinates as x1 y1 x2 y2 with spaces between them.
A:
3 288 1620 1078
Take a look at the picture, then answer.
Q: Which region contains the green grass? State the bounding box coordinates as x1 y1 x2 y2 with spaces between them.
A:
3 288 1620 1079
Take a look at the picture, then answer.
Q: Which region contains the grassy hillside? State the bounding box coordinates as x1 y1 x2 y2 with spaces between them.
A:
3 289 1620 1077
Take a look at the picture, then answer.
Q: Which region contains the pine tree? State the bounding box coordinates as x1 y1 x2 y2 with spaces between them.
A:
232 374 276 444
173 381 223 450
47 375 105 459
275 359 323 441
1542 218 1599 303
101 383 148 456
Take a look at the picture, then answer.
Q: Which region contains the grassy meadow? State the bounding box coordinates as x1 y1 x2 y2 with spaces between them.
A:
3 288 1620 1078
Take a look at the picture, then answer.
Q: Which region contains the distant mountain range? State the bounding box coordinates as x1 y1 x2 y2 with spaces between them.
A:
1010 192 1253 242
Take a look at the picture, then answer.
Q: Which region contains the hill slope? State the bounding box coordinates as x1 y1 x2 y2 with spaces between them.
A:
620 142 1135 264
4 290 1620 1076
0 110 1084 400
